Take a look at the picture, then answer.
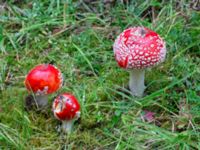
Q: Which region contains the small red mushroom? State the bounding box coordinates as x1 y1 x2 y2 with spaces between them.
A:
52 93 81 133
113 27 166 97
24 64 63 107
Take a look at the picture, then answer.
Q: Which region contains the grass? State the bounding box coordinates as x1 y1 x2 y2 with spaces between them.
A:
0 0 200 149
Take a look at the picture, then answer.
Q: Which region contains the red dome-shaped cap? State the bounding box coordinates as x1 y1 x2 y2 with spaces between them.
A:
113 27 166 69
52 93 81 121
24 64 63 95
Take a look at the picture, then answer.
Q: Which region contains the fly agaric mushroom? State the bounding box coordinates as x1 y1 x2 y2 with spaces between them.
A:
113 27 166 97
24 64 63 107
52 93 80 133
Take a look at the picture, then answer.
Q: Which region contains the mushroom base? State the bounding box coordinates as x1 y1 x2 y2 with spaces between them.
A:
62 120 74 133
34 95 48 108
129 69 146 97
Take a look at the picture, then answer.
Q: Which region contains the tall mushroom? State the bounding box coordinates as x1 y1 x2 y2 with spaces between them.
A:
24 64 63 107
113 27 166 97
52 93 80 133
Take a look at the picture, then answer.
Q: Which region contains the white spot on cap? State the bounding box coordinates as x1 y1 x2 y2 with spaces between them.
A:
139 51 144 55
151 44 154 48
75 111 81 118
132 52 136 56
141 61 146 64
140 56 145 59
134 55 139 59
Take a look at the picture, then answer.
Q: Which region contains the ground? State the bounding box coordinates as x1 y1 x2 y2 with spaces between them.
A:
0 0 200 149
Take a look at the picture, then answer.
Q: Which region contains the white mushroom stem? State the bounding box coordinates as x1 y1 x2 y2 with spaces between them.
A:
34 95 48 107
62 120 74 133
129 69 146 97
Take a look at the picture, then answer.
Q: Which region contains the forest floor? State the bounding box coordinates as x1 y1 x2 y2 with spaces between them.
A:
0 0 200 149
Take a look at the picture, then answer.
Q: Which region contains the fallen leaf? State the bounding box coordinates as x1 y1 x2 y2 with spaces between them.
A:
143 110 155 122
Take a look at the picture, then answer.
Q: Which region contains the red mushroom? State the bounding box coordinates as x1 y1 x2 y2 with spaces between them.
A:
24 64 63 107
52 93 80 133
113 27 166 97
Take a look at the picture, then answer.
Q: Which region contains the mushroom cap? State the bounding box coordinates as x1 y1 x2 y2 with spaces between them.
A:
24 64 63 95
53 93 80 121
113 27 166 69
